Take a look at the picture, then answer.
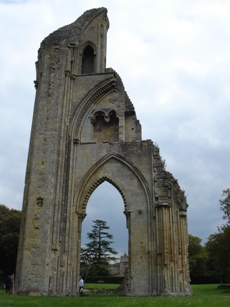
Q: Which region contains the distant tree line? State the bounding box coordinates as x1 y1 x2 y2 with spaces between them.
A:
189 189 230 283
205 189 230 283
0 205 21 277
1 188 230 283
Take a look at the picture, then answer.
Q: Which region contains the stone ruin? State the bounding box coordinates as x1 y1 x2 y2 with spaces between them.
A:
15 7 191 296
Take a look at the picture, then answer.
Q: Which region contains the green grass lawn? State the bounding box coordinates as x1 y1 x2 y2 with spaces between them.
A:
0 284 229 307
85 283 118 290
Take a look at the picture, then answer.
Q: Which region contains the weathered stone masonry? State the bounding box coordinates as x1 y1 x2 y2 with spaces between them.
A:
15 7 191 296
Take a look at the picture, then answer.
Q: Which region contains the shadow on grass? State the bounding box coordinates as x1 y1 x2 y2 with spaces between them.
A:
217 284 230 294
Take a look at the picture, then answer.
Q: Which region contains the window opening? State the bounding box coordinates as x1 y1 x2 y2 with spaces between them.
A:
82 45 95 74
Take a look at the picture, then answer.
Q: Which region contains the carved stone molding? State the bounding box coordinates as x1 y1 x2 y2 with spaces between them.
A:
77 212 87 222
80 175 127 212
65 70 77 80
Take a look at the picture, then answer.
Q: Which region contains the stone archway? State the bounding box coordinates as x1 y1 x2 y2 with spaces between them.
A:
15 8 191 296
80 180 127 269
73 154 151 294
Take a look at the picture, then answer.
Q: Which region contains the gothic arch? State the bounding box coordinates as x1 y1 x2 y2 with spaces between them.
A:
79 41 97 55
75 153 151 215
77 176 126 213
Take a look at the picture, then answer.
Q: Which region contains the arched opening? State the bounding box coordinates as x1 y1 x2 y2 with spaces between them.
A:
82 45 95 74
81 181 128 283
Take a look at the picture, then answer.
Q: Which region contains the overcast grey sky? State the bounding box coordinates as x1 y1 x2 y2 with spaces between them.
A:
0 0 230 255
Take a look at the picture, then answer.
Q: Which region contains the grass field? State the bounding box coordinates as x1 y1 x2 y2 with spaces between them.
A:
0 284 229 307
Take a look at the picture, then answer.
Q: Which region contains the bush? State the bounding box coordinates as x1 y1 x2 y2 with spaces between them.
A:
190 276 228 284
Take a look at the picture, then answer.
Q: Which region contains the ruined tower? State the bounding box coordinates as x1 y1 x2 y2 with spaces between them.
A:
16 8 191 296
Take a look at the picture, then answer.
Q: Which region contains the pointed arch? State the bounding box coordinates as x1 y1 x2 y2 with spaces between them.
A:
78 175 126 213
75 153 151 214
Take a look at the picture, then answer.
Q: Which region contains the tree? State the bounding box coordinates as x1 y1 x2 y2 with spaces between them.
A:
0 205 21 276
81 219 118 280
205 188 230 282
205 224 230 282
220 188 230 223
188 234 207 277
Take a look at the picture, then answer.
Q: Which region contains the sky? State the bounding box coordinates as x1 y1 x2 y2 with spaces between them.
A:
0 0 230 256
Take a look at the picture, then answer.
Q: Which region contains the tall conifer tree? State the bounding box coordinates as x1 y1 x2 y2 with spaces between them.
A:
81 219 118 279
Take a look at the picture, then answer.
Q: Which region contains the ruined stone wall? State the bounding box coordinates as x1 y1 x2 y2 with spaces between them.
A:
15 7 191 296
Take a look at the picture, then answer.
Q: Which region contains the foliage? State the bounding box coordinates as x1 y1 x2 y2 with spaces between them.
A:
1 284 230 307
0 205 21 276
204 188 230 282
188 235 207 277
220 189 230 223
81 219 118 280
205 224 230 282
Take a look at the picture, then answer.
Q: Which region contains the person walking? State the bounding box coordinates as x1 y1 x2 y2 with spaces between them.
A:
79 277 84 294
5 276 12 294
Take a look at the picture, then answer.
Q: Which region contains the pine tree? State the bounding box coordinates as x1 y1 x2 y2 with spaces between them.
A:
81 219 118 279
